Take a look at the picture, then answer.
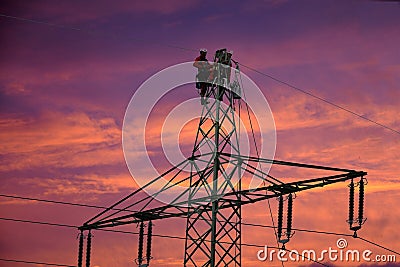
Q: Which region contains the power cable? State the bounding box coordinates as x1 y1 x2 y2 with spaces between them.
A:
1 11 399 265
239 63 400 136
239 66 284 267
243 222 353 237
357 236 400 256
0 193 354 237
0 193 340 234
0 217 329 267
2 216 399 265
3 214 397 256
0 14 196 53
0 13 398 136
0 258 76 267
1 193 395 249
0 193 136 213
0 216 76 229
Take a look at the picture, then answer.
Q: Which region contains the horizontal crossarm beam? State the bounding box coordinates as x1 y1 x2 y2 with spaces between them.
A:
79 157 366 230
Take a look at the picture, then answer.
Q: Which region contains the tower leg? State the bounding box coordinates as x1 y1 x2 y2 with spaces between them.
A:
184 202 241 266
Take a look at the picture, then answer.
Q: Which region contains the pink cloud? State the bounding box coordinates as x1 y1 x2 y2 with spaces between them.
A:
0 111 121 171
1 1 399 266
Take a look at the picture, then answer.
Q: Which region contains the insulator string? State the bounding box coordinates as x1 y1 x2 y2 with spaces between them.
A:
77 230 84 267
138 222 144 265
146 221 153 264
348 179 355 227
85 231 92 267
286 194 293 238
358 178 365 225
277 196 284 240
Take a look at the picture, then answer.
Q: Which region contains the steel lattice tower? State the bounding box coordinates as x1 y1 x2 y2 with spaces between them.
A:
77 49 367 267
184 69 243 266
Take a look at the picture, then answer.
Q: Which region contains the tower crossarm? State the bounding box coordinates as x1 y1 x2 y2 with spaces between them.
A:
79 166 366 231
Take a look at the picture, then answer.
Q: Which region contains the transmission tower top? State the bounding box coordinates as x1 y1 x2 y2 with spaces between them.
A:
76 49 367 267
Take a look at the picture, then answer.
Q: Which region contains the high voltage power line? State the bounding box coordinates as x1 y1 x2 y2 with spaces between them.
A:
1 215 399 267
1 193 399 257
0 258 76 267
238 63 400 135
0 194 356 238
0 217 329 266
0 13 399 136
0 11 398 267
0 194 352 237
0 14 196 53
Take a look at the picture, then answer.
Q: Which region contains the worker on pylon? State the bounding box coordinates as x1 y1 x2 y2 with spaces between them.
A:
193 48 211 105
213 49 233 101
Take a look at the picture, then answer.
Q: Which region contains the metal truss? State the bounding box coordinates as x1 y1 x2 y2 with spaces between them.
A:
78 91 366 264
78 50 367 267
184 85 242 267
79 155 366 230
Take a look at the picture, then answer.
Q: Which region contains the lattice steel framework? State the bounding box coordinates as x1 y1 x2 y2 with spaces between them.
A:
184 79 243 266
77 49 367 267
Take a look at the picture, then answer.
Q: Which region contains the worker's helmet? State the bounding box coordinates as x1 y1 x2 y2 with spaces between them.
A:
200 48 207 54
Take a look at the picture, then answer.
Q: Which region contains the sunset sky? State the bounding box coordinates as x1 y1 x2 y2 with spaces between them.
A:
1 1 400 266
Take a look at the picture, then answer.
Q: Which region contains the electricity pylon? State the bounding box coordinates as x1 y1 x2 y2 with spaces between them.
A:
184 56 243 266
77 49 367 267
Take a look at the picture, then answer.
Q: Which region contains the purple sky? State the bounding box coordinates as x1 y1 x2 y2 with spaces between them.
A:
1 1 400 266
